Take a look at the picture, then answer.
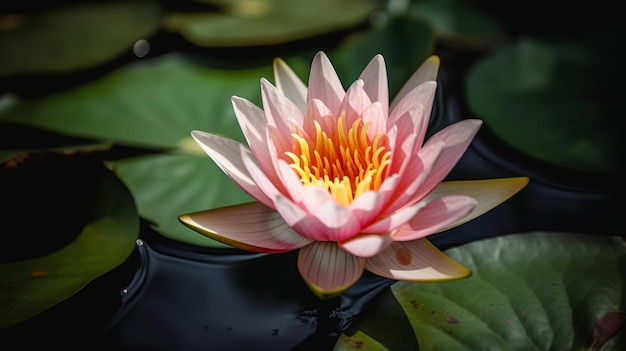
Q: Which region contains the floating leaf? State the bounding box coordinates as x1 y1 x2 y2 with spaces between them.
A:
407 0 503 47
163 0 379 47
0 1 162 76
0 54 267 149
110 153 252 247
343 232 625 350
334 330 390 351
465 39 619 174
0 152 139 328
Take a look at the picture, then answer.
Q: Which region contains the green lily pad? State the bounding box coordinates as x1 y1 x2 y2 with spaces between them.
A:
0 0 162 76
406 0 503 46
465 39 619 175
0 54 268 149
335 330 390 351
110 153 252 248
163 0 379 47
340 232 625 350
0 152 139 329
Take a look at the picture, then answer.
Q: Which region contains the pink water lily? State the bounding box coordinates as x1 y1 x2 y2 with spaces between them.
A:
179 51 528 298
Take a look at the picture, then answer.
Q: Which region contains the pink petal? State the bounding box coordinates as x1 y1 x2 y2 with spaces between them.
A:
261 78 304 135
392 195 477 241
266 125 293 165
277 160 360 223
240 146 284 207
310 200 362 241
273 57 307 112
338 79 372 126
358 54 389 118
339 233 393 258
231 97 284 188
275 159 306 202
365 238 471 281
273 194 329 240
387 81 436 148
191 131 273 207
274 194 360 242
231 96 266 149
410 119 482 200
425 177 530 231
302 99 335 141
231 96 267 149
286 119 315 151
360 201 427 234
390 55 440 110
383 141 444 215
179 202 312 253
298 241 365 299
348 190 388 227
387 129 418 180
352 173 401 227
307 51 345 115
276 156 337 213
382 124 398 176
361 101 386 139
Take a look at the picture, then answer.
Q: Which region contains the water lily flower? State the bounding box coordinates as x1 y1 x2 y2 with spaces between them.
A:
179 51 528 299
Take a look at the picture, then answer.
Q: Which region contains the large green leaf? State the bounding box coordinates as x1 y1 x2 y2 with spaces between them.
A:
465 39 619 175
110 153 252 247
406 0 503 46
339 232 625 350
163 0 379 47
0 153 139 329
0 54 268 149
335 330 390 351
0 0 162 76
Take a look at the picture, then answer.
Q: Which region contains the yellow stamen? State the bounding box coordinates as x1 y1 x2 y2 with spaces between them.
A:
287 113 391 206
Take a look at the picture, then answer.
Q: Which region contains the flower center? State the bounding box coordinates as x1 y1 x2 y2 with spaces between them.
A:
286 113 391 206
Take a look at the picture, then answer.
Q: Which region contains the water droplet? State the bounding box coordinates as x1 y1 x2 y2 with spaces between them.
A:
133 39 150 57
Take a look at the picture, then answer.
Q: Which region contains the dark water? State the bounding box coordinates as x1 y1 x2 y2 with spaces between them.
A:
94 229 394 351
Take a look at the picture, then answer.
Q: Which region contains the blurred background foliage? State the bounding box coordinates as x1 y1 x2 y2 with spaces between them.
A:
0 0 619 247
0 0 622 348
